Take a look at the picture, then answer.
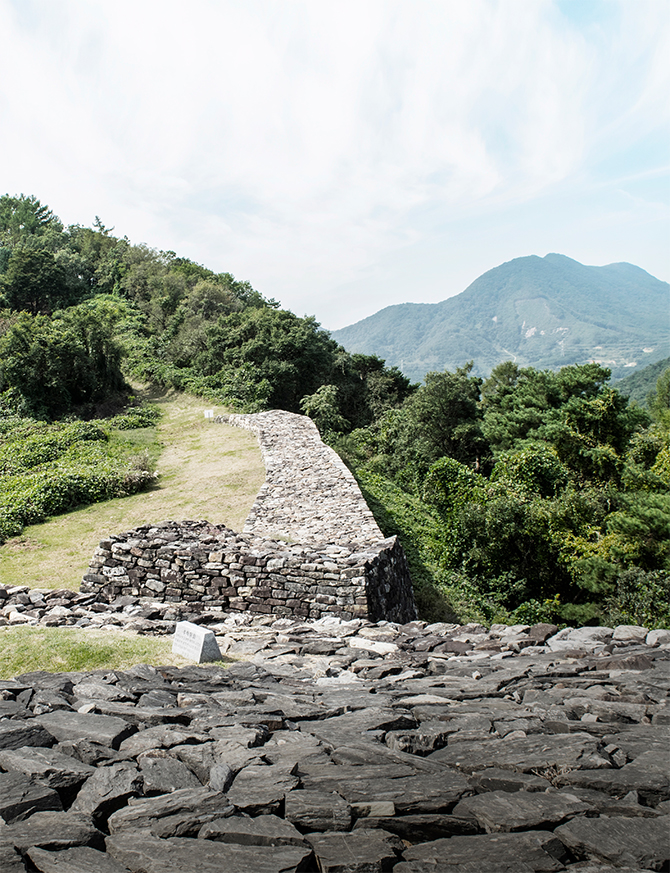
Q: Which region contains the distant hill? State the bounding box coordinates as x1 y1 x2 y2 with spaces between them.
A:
330 254 670 382
615 356 670 406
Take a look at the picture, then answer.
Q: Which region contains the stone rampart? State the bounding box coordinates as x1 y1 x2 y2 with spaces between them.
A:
82 411 417 623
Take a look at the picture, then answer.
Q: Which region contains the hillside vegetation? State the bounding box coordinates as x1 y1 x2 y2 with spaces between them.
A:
331 254 669 383
1 194 668 627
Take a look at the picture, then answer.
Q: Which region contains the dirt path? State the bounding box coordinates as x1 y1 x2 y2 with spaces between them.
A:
0 388 265 591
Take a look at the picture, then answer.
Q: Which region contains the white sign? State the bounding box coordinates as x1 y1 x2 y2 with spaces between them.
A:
204 410 215 419
172 621 222 663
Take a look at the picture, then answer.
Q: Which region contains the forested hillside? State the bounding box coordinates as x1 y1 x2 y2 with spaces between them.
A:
1 195 668 627
331 254 669 383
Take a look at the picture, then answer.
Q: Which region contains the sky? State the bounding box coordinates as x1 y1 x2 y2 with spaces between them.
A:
1 0 668 330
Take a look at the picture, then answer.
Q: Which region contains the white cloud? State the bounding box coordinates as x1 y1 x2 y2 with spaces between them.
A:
0 0 667 327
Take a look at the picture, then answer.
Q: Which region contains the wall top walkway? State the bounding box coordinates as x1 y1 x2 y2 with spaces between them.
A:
221 410 383 548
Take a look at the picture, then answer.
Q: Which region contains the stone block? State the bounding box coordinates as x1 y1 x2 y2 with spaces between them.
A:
171 621 222 663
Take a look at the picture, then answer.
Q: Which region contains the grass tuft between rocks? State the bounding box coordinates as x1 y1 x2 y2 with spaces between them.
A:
0 626 206 679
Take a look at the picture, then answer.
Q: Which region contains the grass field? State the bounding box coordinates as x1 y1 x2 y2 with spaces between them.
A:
0 386 265 592
0 625 209 678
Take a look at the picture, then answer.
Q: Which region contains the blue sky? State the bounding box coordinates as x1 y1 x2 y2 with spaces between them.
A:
1 0 667 329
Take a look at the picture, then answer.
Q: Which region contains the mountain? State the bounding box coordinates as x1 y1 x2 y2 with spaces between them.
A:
615 356 670 406
330 254 670 383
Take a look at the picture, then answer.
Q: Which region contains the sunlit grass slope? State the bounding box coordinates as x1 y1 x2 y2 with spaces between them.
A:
0 387 265 591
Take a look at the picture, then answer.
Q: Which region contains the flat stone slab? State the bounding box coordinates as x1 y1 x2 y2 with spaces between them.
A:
70 762 144 822
28 845 131 873
0 811 105 853
285 790 353 832
452 788 594 832
555 814 670 869
107 787 232 836
306 829 404 873
0 746 95 789
0 772 62 824
36 711 136 749
0 720 55 751
199 813 306 846
106 832 313 872
429 732 612 773
172 621 222 663
402 832 569 871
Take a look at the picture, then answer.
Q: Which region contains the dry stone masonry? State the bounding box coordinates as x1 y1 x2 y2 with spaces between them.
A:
81 411 417 623
0 597 668 872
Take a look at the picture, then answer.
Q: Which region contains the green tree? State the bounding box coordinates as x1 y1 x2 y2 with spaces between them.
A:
0 248 70 314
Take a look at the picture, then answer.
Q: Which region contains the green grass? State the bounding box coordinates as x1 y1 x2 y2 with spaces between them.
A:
0 626 211 678
0 385 265 591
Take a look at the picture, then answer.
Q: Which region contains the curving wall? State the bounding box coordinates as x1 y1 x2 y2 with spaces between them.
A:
82 411 417 623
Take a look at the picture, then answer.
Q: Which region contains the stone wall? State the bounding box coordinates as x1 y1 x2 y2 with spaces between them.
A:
82 411 417 623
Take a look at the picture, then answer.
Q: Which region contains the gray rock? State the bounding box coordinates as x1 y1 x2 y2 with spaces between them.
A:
469 767 551 793
208 762 234 792
199 813 306 846
0 745 95 789
0 720 55 750
337 771 473 816
452 788 594 832
28 845 131 873
225 765 299 814
403 832 569 871
117 724 209 757
429 731 612 773
37 711 136 749
558 751 670 805
106 832 313 872
306 828 403 873
107 787 232 836
353 813 478 841
138 750 202 793
0 811 105 852
0 771 63 823
285 790 353 832
70 762 143 823
0 845 26 873
555 814 670 869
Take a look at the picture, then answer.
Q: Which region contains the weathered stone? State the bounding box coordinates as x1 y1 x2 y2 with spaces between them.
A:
225 765 299 814
469 767 551 793
137 750 202 793
0 720 55 751
558 751 670 806
36 711 136 749
306 828 404 873
285 790 353 832
0 771 62 823
0 811 104 852
106 832 313 872
0 745 95 789
199 813 306 846
28 845 131 873
70 762 143 823
555 814 670 869
402 832 569 871
452 788 594 832
429 731 612 773
353 813 478 841
107 787 232 836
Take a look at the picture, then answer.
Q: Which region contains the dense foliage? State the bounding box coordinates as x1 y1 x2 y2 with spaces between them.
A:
0 412 158 543
1 194 667 626
335 361 670 627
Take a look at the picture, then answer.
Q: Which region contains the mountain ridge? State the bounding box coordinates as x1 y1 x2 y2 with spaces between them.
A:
330 254 669 382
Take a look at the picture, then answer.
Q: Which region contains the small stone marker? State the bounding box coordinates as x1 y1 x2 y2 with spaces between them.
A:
203 410 214 419
172 621 222 663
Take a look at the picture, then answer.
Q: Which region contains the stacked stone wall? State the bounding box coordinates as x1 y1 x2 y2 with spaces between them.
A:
82 411 417 623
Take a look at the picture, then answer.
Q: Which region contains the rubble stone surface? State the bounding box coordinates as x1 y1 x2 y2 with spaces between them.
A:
0 595 668 871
